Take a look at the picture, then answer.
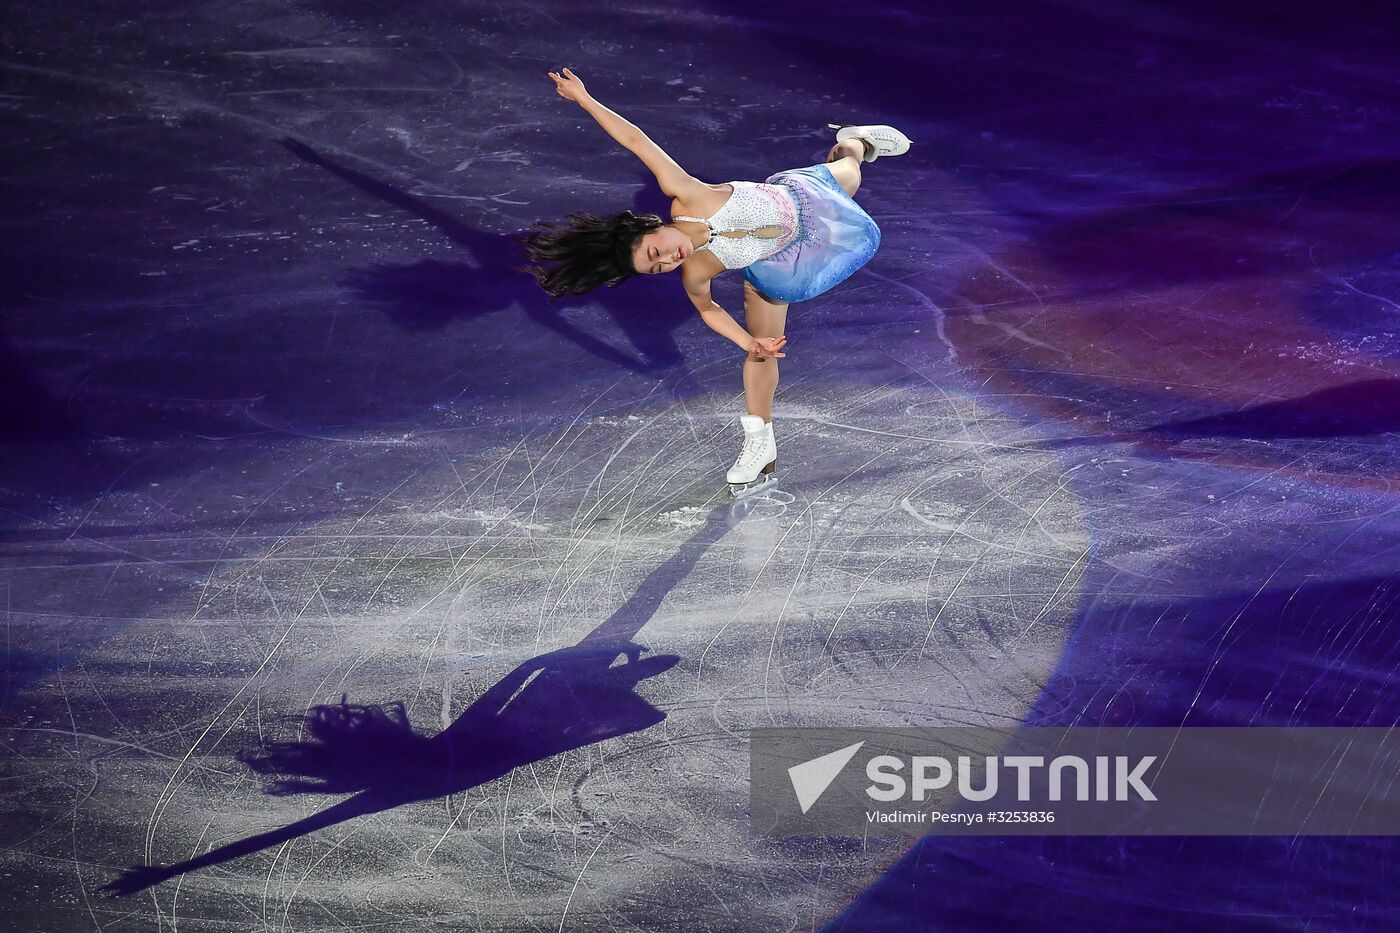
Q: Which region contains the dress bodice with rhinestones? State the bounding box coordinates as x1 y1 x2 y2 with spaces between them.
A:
674 181 800 271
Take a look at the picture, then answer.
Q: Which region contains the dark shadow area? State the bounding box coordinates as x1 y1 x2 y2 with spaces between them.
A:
708 0 1397 185
281 138 698 378
0 233 116 511
0 235 81 443
1140 377 1400 440
1033 378 1400 451
1006 155 1400 300
832 866 1285 932
0 339 74 443
104 495 755 896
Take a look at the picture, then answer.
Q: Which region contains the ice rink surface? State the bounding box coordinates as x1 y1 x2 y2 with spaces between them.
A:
1 1 1398 929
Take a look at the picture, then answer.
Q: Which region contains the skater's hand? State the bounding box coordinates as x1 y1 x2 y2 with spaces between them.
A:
750 336 787 359
548 68 591 105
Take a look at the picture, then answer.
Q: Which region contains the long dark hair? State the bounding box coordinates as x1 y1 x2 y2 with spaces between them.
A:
514 209 664 301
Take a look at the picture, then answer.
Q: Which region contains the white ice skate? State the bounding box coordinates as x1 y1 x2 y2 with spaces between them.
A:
727 414 777 498
828 123 913 162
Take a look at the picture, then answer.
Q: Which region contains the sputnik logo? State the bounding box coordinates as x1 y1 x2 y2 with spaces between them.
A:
788 741 865 814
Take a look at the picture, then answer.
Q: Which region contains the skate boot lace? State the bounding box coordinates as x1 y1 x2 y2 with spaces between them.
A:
737 433 768 467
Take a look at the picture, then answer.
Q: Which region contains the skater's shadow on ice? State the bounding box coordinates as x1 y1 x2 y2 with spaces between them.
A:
280 138 694 378
1034 378 1400 450
103 642 676 897
104 500 750 896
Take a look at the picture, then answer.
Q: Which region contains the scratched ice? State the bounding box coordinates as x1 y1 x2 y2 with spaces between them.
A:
1 2 1399 931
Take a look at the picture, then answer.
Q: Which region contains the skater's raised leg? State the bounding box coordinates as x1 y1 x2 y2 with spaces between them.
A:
742 280 789 423
825 138 871 198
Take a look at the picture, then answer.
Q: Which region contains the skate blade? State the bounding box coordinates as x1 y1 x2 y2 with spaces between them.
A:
729 474 778 499
826 122 915 145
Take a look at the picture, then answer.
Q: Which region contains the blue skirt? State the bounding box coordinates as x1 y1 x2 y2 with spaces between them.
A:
741 162 881 304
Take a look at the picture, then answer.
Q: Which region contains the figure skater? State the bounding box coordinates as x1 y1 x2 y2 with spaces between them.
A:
516 68 910 497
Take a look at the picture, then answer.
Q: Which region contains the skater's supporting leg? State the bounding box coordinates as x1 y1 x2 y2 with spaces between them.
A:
743 354 777 422
742 281 789 422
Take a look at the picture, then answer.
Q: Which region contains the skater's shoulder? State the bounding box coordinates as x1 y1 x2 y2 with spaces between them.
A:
671 182 735 222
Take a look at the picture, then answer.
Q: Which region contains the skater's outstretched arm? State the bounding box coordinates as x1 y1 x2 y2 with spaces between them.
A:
699 302 770 355
548 68 705 200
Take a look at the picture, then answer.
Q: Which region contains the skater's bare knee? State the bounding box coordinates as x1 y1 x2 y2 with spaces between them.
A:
827 139 868 164
745 338 782 362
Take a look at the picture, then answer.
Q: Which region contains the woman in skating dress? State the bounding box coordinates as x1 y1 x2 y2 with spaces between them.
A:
517 68 910 497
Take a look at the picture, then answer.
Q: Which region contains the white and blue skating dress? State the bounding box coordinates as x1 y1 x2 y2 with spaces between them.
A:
673 161 881 304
